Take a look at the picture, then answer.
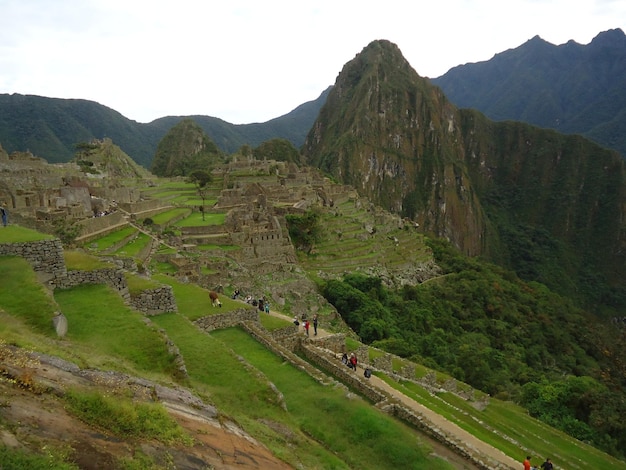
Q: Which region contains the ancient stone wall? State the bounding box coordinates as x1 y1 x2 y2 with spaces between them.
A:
130 286 177 315
75 212 128 242
118 199 164 214
54 268 130 301
194 308 260 332
0 239 67 279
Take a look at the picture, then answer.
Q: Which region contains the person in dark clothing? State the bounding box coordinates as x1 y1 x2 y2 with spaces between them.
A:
540 458 553 470
1 206 7 227
313 314 318 335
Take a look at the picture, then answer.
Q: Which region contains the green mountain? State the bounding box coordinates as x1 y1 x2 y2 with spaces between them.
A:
0 87 331 167
431 28 626 158
302 39 626 312
151 119 222 177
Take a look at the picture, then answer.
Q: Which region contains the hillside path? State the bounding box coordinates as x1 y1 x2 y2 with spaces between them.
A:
266 307 520 470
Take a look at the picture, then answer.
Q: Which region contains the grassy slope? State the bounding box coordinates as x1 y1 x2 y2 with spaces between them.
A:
2 178 625 469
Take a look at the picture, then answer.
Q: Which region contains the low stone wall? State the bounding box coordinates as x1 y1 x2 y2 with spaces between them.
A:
0 239 67 279
194 308 260 332
181 225 226 236
54 268 130 301
298 342 389 404
75 212 128 243
242 322 332 385
130 286 178 315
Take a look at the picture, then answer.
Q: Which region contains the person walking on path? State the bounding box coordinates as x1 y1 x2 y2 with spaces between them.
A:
1 205 7 227
540 458 553 470
304 319 310 337
523 456 532 470
313 314 318 336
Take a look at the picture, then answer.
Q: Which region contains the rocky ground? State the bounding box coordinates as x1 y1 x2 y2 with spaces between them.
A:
0 343 292 470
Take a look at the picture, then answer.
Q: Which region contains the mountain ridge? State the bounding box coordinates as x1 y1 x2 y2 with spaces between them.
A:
302 39 626 311
431 28 626 158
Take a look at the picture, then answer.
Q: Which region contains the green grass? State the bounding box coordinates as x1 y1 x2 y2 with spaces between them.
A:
0 256 59 334
376 374 626 470
85 226 137 252
125 273 162 294
64 389 192 445
0 445 78 470
64 250 114 270
209 327 455 470
174 212 225 227
54 284 178 377
259 313 292 331
112 232 152 258
153 273 246 320
0 224 54 242
148 208 191 225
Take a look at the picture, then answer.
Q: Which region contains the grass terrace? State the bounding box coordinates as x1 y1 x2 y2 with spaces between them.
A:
111 231 152 259
0 224 54 243
174 212 225 227
84 226 137 253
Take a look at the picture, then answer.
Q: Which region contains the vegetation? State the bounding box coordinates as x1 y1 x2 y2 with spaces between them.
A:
2 213 626 468
0 446 78 470
150 119 222 177
318 238 626 458
188 169 213 220
64 389 191 445
0 224 54 242
285 209 323 253
253 138 301 163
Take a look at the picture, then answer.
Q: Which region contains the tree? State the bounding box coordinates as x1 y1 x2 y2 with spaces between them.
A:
188 170 212 221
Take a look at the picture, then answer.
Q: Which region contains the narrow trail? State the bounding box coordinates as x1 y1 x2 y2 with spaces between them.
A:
264 307 519 470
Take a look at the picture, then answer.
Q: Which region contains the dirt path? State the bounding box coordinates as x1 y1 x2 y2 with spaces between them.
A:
267 308 519 470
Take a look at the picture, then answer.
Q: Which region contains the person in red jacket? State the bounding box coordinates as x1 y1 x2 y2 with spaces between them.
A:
304 319 310 336
523 456 532 470
349 353 357 371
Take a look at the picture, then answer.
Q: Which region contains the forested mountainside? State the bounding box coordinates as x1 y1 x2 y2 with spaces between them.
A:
431 28 626 158
0 87 330 167
302 39 626 314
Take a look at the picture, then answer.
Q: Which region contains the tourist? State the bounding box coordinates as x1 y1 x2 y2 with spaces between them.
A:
313 314 318 335
523 456 532 470
540 458 553 470
349 353 357 371
1 205 7 227
304 319 310 336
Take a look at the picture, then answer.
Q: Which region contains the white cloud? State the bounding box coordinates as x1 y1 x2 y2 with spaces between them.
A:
0 0 623 123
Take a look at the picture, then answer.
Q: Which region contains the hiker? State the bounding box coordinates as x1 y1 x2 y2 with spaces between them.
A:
349 353 357 371
313 314 318 335
1 205 7 227
304 319 310 336
540 458 553 470
523 456 532 470
341 353 348 365
264 302 270 314
293 316 300 327
364 368 372 378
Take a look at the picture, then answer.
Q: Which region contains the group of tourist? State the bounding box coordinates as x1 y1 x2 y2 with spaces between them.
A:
293 313 319 336
232 290 271 313
524 455 554 470
340 352 372 378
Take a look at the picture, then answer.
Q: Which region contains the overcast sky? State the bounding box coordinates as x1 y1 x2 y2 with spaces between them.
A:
1 0 623 124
